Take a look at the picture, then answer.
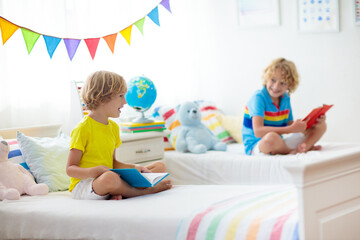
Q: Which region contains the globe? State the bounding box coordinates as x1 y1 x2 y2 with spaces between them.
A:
125 75 157 123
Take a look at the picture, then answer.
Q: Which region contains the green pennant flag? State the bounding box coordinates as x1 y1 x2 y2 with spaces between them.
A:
21 28 40 54
134 17 145 35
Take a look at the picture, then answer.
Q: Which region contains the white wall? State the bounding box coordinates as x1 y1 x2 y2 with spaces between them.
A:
1 0 359 142
153 0 360 143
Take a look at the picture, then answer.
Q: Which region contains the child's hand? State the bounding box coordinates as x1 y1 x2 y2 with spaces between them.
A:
290 119 307 133
316 114 326 123
91 165 110 178
134 164 151 173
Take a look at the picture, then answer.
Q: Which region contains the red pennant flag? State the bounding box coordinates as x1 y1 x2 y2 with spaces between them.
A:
103 33 117 53
84 38 100 60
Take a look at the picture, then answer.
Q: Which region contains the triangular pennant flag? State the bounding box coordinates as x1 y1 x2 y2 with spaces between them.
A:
0 17 19 45
43 35 61 59
63 38 81 61
21 28 40 54
134 17 145 35
160 0 172 13
120 25 132 45
103 33 117 53
84 38 100 60
148 6 160 26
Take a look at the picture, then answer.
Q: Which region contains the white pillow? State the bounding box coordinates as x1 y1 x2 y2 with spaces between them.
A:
17 131 71 192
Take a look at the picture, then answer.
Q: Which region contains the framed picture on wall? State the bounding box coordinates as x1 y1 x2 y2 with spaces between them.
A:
355 0 360 26
298 0 339 32
237 0 280 28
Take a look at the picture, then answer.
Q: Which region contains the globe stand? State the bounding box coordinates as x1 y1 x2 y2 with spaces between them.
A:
132 111 154 123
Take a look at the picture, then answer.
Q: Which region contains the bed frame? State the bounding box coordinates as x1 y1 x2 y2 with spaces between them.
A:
1 125 359 240
285 148 360 239
0 124 61 139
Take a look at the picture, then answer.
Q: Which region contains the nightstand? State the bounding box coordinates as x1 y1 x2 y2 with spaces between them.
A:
116 131 167 164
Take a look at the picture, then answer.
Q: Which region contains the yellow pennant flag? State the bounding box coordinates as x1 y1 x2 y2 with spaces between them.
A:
0 17 19 45
120 25 132 45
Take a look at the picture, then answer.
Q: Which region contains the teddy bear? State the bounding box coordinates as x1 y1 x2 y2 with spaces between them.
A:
0 139 49 200
175 101 227 154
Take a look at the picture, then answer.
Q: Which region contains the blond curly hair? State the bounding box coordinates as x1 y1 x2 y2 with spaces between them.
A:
262 58 299 94
81 71 127 110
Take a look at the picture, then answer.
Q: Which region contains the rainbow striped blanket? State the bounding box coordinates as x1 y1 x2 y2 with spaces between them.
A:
176 187 299 240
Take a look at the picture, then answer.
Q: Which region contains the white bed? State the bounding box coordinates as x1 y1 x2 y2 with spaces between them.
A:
1 125 360 240
0 185 296 239
163 142 360 185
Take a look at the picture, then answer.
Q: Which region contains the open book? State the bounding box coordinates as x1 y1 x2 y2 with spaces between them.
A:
110 168 169 187
303 104 333 129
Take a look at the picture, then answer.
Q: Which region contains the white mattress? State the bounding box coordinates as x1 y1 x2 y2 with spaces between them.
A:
163 142 360 185
0 185 292 240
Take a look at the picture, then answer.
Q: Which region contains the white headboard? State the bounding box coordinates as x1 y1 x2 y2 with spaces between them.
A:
0 124 62 139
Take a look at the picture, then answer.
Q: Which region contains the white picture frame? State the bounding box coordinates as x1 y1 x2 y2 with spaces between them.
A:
237 0 280 28
355 0 360 26
298 0 339 32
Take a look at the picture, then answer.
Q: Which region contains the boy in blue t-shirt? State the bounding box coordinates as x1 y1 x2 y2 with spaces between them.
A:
242 58 327 155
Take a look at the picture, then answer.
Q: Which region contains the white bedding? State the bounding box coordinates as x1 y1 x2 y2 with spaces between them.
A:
0 185 293 240
163 142 360 185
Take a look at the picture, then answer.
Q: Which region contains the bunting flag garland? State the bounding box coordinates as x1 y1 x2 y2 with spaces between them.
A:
64 39 81 61
134 17 145 35
0 0 172 60
148 7 160 26
0 17 19 45
84 38 100 59
43 35 61 58
120 25 132 45
160 0 172 13
102 33 117 53
21 28 40 54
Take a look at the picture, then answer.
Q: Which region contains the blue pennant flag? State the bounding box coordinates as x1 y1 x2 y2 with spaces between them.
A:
43 35 61 59
148 6 160 26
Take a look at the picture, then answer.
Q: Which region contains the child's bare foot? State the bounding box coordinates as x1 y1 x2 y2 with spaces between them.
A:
110 194 123 200
289 149 297 154
296 143 307 153
310 145 322 151
150 180 172 194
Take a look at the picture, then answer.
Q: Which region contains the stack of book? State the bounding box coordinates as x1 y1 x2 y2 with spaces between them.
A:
120 121 166 133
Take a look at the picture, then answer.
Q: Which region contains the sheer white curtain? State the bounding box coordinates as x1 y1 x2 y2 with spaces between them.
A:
0 0 164 132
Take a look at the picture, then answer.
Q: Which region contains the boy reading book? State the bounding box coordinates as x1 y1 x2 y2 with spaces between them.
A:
242 58 328 155
66 71 172 200
303 104 333 130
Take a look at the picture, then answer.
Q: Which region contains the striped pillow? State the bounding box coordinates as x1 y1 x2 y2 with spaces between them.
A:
153 100 234 149
4 138 30 170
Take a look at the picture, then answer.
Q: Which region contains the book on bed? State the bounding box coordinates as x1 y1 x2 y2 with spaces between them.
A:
110 168 169 187
303 104 333 129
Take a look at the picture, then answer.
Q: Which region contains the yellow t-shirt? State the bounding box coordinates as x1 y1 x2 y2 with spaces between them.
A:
68 116 121 191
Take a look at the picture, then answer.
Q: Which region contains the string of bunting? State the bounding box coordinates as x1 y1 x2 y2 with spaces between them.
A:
0 0 171 60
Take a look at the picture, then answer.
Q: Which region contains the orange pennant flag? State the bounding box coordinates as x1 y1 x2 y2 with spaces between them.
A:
120 25 132 45
103 33 117 53
84 38 100 60
0 17 19 45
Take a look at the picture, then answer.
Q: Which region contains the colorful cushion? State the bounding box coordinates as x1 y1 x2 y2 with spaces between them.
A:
153 100 234 148
163 136 174 151
2 138 31 173
6 139 23 164
17 131 71 192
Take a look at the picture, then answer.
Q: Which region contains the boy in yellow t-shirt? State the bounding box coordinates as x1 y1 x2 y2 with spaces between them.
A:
66 71 172 200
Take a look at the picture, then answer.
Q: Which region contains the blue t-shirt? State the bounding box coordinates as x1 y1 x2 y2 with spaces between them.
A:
242 86 293 155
